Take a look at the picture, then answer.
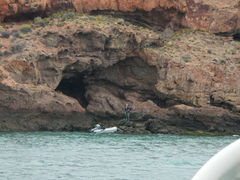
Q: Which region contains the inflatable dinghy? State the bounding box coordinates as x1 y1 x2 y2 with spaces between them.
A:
91 124 120 133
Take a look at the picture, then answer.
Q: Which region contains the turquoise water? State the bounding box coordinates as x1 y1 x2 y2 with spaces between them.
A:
0 132 237 180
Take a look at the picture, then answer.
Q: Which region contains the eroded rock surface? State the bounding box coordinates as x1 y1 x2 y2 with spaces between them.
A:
1 0 240 34
0 13 240 134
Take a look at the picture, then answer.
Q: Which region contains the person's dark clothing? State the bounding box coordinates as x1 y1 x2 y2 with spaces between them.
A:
124 105 132 124
125 106 132 113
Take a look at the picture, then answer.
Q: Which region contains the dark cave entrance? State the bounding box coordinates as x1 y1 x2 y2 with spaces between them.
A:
55 74 88 108
233 33 240 41
4 11 47 22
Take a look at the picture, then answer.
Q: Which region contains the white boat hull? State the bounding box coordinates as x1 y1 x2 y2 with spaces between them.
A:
192 138 240 180
91 127 120 133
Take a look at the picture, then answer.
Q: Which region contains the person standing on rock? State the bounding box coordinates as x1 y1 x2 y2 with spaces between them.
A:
124 103 132 125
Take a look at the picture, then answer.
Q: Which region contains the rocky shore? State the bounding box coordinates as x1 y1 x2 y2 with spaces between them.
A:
0 0 240 135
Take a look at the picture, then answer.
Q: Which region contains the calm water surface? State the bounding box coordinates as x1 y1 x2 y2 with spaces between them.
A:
0 132 238 180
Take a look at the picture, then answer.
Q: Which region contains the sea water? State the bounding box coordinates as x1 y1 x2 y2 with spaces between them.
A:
0 132 237 180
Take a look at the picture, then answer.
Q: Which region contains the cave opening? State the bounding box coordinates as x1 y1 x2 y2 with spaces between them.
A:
4 11 47 22
215 32 240 41
151 95 179 108
55 74 88 108
233 33 240 41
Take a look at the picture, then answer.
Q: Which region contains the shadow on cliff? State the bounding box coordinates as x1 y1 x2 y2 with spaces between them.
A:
91 8 185 31
56 73 88 108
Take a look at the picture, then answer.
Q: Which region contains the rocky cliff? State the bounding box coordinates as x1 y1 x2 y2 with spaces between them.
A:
1 0 240 35
0 2 240 134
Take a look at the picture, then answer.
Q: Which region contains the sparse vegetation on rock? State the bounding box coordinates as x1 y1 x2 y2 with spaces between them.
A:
182 55 191 63
11 29 20 38
11 43 24 53
34 17 45 27
61 12 75 21
57 22 65 27
1 31 10 38
19 24 32 34
3 51 11 56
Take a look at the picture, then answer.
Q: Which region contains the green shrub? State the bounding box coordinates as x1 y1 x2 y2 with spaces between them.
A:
212 59 218 63
52 12 63 19
62 12 75 20
19 33 24 39
43 36 58 47
19 24 32 34
34 17 46 27
34 17 42 23
44 17 51 24
11 29 20 38
11 37 19 43
220 60 226 65
3 51 11 56
1 31 10 38
182 55 191 63
11 43 25 53
95 15 105 22
57 22 65 27
77 13 83 17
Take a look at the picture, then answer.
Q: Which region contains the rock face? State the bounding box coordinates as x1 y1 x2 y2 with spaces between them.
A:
1 0 240 34
0 13 240 134
73 0 240 34
0 0 73 22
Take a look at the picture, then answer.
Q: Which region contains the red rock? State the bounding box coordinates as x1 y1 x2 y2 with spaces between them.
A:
0 0 240 34
0 6 239 133
72 0 240 33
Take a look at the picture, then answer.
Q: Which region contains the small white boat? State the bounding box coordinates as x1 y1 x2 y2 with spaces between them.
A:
91 124 120 133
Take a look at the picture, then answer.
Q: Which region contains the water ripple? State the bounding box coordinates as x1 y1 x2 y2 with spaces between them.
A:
0 132 237 180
